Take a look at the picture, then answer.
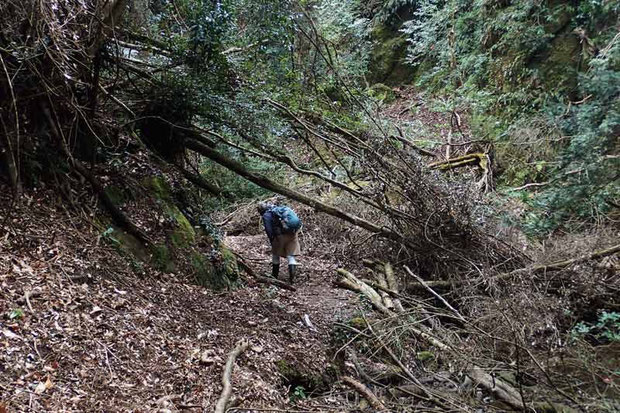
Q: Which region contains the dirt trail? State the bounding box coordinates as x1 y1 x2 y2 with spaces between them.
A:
226 233 356 332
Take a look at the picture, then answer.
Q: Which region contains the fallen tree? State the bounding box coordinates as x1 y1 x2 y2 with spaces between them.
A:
185 138 406 244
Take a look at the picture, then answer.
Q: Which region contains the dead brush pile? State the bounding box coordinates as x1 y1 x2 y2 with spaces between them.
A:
324 189 619 411
260 103 620 411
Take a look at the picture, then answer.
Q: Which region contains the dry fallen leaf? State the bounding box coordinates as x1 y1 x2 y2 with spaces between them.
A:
34 377 53 394
2 329 20 340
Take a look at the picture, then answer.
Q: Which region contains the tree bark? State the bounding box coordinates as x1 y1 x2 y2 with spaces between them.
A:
177 165 232 199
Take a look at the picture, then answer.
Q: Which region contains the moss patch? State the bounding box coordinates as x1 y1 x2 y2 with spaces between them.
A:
151 244 175 272
143 175 196 248
417 351 435 362
349 317 367 330
191 249 239 290
143 175 173 203
169 206 196 248
104 185 131 206
368 24 415 86
109 226 150 262
367 83 397 103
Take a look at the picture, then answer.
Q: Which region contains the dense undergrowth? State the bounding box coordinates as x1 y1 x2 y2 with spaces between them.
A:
399 0 619 236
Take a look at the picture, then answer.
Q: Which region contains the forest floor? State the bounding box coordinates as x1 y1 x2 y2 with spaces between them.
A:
0 87 475 412
0 187 375 412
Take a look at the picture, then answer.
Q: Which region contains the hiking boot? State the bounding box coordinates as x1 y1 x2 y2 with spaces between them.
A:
271 264 279 279
288 264 297 284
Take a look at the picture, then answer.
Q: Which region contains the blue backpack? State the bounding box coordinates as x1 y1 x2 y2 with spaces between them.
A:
272 206 302 233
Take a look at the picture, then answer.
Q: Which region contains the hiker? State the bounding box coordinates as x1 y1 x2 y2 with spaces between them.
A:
257 202 302 284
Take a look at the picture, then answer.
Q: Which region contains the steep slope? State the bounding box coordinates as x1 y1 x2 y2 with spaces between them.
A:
0 186 364 411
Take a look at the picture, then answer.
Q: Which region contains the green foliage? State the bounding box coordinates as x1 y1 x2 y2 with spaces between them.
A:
152 0 232 74
520 39 620 236
400 0 619 236
315 0 372 82
367 83 397 102
290 385 307 402
572 311 620 344
8 308 24 320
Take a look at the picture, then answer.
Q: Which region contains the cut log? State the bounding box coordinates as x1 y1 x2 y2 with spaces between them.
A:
363 260 404 312
383 263 405 313
429 152 485 171
214 339 250 413
374 270 395 310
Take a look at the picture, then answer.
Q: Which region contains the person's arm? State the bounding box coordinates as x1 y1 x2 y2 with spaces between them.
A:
262 211 275 242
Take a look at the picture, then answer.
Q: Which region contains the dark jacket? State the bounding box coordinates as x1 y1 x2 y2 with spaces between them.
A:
261 209 281 242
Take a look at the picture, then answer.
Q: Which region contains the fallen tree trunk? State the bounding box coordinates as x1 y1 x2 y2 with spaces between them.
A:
335 269 393 316
214 339 250 413
403 243 620 294
185 138 407 245
530 243 620 273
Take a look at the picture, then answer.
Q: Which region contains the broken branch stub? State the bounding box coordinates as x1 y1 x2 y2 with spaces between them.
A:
342 376 388 412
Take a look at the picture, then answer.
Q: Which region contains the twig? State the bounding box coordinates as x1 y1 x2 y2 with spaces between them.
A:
403 266 465 322
341 376 388 412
